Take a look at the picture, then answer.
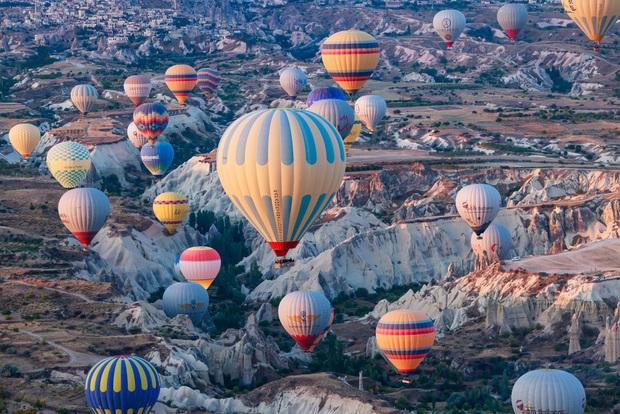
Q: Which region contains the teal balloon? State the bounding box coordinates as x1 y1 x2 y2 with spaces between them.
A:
162 282 209 324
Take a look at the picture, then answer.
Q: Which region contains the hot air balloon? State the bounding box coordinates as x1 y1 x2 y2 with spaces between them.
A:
162 282 209 324
355 95 387 133
511 369 586 414
217 108 346 262
127 122 148 149
46 141 91 188
165 64 197 105
197 68 221 96
58 188 110 247
433 10 466 48
85 355 160 414
321 30 380 96
133 103 169 142
455 183 501 237
152 192 189 234
308 99 355 138
470 223 513 260
343 117 362 153
376 309 435 377
179 246 221 289
9 123 40 159
278 291 333 352
562 0 620 51
140 141 174 176
124 75 152 107
306 86 347 108
279 67 307 99
497 3 528 41
70 84 98 115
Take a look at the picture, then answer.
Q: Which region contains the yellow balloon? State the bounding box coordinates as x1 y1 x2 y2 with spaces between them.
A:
343 117 361 153
562 0 620 49
153 192 189 234
9 123 40 159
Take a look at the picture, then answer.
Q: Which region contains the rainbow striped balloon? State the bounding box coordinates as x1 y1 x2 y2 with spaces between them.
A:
46 141 91 188
152 192 189 234
321 30 380 96
124 75 152 107
217 108 346 259
85 355 160 414
179 246 221 289
197 68 221 96
165 64 197 105
70 84 98 115
140 141 174 176
376 309 435 375
133 103 169 142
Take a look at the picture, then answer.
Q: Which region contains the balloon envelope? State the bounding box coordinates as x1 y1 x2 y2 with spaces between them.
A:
85 356 160 414
343 117 362 152
470 223 512 260
376 309 435 375
140 141 174 176
308 98 355 138
133 102 169 142
497 3 528 41
127 122 148 149
124 75 152 107
511 369 586 414
306 86 347 108
321 29 380 95
279 67 307 98
355 95 387 132
562 0 620 48
433 9 466 48
162 282 209 324
9 123 40 159
70 84 98 114
197 68 221 96
455 183 501 236
217 108 346 259
179 246 221 289
278 290 333 352
153 192 189 234
165 64 197 105
58 188 110 246
46 141 91 188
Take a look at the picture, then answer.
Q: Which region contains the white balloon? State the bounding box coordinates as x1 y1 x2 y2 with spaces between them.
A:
470 223 512 260
354 95 387 133
279 67 307 98
512 369 586 414
455 183 501 236
433 9 466 47
309 99 355 138
497 3 528 41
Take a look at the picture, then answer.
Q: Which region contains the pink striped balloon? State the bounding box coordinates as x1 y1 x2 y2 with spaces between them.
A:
124 75 152 107
178 247 221 289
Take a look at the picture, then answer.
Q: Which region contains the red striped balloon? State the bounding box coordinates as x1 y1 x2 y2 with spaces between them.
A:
197 68 221 96
375 309 435 375
165 64 197 105
179 247 221 289
124 75 152 107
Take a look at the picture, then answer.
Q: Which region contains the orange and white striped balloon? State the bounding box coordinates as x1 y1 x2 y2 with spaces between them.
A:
179 247 221 289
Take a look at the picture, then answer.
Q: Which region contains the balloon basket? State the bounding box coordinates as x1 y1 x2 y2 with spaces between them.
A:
401 377 413 385
274 258 294 269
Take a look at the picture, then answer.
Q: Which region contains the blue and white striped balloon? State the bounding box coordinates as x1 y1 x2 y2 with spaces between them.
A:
70 84 98 114
217 108 346 259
